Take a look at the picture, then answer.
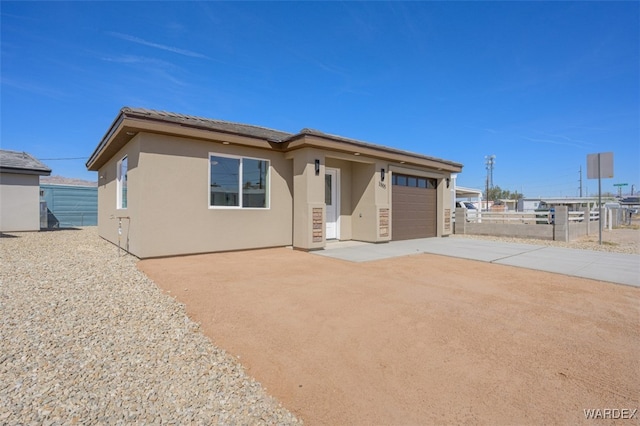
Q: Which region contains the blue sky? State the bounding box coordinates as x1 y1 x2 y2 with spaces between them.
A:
2 1 638 197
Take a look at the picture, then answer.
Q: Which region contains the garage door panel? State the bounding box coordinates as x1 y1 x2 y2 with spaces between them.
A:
392 178 437 240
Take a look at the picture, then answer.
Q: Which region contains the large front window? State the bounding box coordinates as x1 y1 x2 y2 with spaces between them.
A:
209 154 269 208
117 156 128 209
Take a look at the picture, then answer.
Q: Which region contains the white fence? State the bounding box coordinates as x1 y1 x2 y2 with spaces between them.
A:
464 210 600 225
454 206 605 242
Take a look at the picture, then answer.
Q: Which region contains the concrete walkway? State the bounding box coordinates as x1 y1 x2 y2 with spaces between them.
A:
313 237 640 287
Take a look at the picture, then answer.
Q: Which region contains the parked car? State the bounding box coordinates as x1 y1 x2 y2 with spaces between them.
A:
456 201 477 210
534 202 553 224
455 201 479 221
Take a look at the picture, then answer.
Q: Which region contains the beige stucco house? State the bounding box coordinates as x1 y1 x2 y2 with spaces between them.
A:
0 149 51 232
86 107 462 258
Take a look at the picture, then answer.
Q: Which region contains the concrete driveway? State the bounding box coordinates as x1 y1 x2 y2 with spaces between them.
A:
138 247 640 425
315 237 640 287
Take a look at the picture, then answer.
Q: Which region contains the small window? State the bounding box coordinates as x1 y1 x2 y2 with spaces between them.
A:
210 154 269 208
117 156 128 209
325 174 332 206
392 173 438 189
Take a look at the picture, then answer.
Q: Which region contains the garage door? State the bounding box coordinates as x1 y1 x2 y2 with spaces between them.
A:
392 174 437 240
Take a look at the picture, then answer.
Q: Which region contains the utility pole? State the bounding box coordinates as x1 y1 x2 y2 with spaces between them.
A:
578 166 583 197
485 155 496 210
485 174 489 211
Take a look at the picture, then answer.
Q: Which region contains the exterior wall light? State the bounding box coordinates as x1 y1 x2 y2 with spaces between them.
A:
381 168 385 182
446 177 450 188
315 159 320 176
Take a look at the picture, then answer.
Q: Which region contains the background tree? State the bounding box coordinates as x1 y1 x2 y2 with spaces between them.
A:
488 186 524 203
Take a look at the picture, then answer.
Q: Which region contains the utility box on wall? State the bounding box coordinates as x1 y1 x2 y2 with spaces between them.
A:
39 200 48 229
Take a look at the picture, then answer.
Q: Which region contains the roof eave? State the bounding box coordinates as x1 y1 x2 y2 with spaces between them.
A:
283 133 463 173
86 110 288 171
0 166 51 176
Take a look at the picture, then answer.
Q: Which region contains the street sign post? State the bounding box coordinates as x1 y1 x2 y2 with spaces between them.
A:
613 183 628 197
587 152 614 245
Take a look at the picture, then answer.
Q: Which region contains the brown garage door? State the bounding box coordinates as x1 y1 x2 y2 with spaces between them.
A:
392 174 437 240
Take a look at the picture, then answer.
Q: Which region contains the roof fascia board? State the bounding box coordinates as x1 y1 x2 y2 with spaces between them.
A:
128 119 280 149
86 115 283 171
0 167 51 176
389 164 447 179
86 112 126 170
284 134 462 172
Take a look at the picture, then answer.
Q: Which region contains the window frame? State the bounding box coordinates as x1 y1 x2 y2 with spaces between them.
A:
208 152 270 210
392 173 437 189
116 155 128 210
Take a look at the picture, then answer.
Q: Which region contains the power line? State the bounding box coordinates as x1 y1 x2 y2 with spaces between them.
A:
39 157 88 161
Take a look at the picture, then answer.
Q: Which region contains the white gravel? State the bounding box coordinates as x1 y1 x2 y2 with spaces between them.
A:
0 227 302 425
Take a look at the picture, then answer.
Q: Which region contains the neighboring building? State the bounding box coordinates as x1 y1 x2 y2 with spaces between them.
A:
0 149 51 232
517 197 614 212
86 107 463 258
40 184 98 227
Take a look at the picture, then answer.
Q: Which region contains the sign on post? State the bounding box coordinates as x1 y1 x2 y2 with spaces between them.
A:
587 152 614 179
586 152 614 245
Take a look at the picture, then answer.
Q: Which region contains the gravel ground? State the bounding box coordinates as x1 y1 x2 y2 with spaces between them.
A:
0 228 301 425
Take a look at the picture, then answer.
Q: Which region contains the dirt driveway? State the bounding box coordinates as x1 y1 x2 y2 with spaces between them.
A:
139 249 639 425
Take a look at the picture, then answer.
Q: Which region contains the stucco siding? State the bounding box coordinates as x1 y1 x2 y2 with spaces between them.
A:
97 137 141 255
0 173 41 232
350 162 377 242
133 134 293 258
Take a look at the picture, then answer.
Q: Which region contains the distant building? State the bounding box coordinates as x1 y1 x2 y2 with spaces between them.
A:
517 197 613 212
40 184 97 227
0 149 51 232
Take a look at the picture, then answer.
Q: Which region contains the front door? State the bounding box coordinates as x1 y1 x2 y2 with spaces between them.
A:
325 168 339 239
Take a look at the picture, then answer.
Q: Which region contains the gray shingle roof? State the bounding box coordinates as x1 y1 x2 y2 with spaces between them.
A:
0 149 51 175
87 106 463 172
122 107 293 142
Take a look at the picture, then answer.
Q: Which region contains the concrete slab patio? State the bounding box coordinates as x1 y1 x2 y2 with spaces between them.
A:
315 237 640 287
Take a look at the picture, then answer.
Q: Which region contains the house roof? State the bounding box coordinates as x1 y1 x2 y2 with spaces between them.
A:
0 149 52 176
285 128 463 170
121 107 293 142
86 107 463 172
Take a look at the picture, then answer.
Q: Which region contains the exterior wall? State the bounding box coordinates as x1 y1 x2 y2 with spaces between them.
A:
454 207 587 241
552 206 569 242
350 162 376 242
348 161 393 243
438 175 453 236
460 222 554 240
568 222 588 240
373 159 392 242
111 133 293 258
0 172 41 232
291 148 325 250
291 151 392 248
97 136 141 255
94 130 459 255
